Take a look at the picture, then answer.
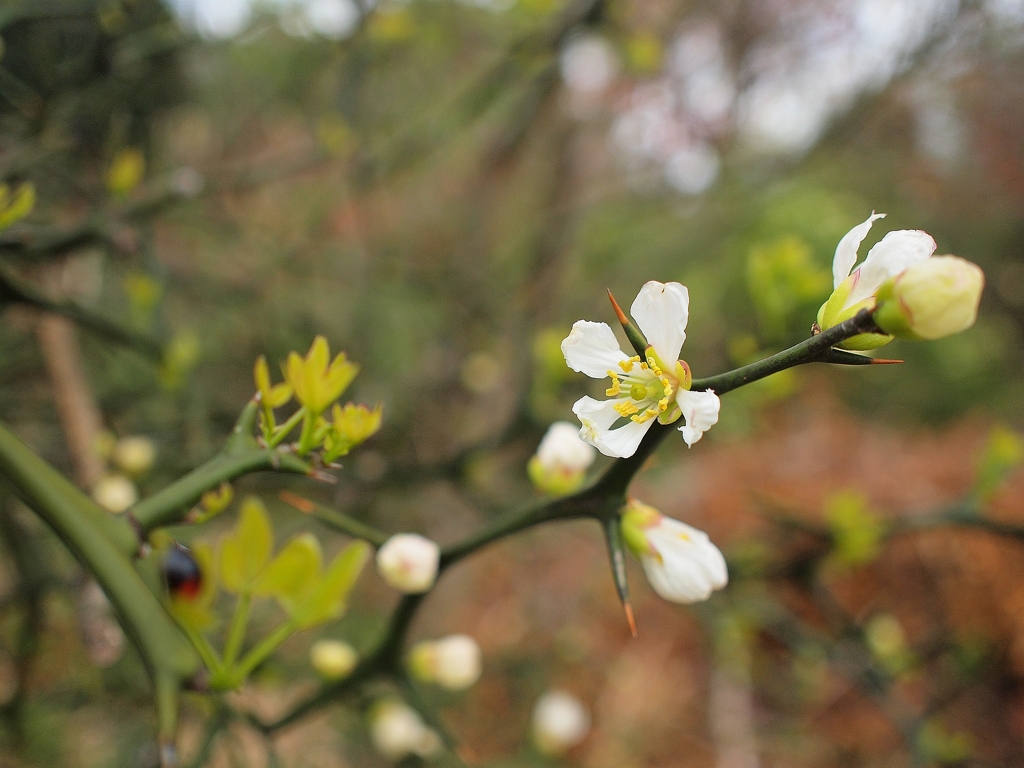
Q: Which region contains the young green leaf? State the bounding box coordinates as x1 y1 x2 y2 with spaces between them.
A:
293 540 371 629
254 533 322 613
220 497 273 593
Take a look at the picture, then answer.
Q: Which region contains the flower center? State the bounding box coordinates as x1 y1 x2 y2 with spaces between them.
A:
605 355 675 424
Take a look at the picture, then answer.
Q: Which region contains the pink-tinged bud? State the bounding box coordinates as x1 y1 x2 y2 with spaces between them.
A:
873 255 984 340
376 534 440 593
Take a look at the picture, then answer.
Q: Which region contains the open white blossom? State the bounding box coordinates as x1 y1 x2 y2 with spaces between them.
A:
532 690 591 756
620 499 727 604
561 281 720 458
376 534 440 593
409 634 482 691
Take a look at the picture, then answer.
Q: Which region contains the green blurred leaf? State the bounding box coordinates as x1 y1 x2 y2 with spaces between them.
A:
975 425 1023 501
825 491 886 566
0 183 34 231
220 497 273 594
253 533 322 613
292 540 370 630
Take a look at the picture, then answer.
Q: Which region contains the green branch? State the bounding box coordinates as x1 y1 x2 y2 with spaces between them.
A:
131 402 313 535
0 422 200 750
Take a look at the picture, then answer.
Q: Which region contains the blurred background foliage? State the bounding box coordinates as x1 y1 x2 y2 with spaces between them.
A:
1 0 1024 765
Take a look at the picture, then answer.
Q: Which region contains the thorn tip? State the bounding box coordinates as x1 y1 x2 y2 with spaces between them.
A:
279 490 315 514
607 289 630 325
624 602 637 638
869 358 904 365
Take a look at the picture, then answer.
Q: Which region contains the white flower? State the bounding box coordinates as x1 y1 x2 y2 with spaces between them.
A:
409 634 482 691
376 534 440 593
111 436 156 476
874 255 984 340
310 639 357 680
369 699 442 760
620 500 727 604
817 212 938 349
528 421 596 494
561 281 721 458
92 474 138 513
532 690 591 756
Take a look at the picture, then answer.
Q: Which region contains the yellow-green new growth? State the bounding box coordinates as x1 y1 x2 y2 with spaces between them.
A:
285 336 359 415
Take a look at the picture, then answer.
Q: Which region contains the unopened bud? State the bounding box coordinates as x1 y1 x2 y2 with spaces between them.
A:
532 690 590 756
376 534 440 593
369 699 442 760
310 639 358 680
874 255 984 340
528 421 596 495
409 634 482 690
92 474 138 513
111 435 156 476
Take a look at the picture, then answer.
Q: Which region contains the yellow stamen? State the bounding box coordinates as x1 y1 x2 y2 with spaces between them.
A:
618 356 641 373
614 401 640 417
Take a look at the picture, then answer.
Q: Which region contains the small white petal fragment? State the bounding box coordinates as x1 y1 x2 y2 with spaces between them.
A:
376 534 440 594
532 690 591 756
409 634 482 691
833 211 886 289
675 389 721 447
561 320 630 379
849 229 936 306
310 639 358 680
629 281 690 363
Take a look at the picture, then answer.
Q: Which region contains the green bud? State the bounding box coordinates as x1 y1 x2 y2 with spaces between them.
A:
873 256 984 340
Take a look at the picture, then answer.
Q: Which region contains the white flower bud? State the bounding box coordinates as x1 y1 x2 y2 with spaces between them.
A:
532 690 590 756
310 639 357 680
874 255 984 340
528 421 596 495
376 534 440 593
111 436 156 476
370 699 442 760
409 634 482 691
620 499 727 604
92 474 138 513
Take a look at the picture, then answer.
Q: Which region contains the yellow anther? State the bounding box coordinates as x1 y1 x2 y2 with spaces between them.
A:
606 383 621 397
614 401 640 417
618 356 640 373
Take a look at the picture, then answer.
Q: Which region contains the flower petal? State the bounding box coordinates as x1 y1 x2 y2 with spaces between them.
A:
630 281 689 363
571 396 654 458
675 389 720 447
833 212 886 289
847 229 936 307
561 321 629 379
641 517 727 603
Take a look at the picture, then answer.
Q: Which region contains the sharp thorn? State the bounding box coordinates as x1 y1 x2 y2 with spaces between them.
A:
607 289 630 326
869 357 904 364
624 601 637 638
279 490 316 514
